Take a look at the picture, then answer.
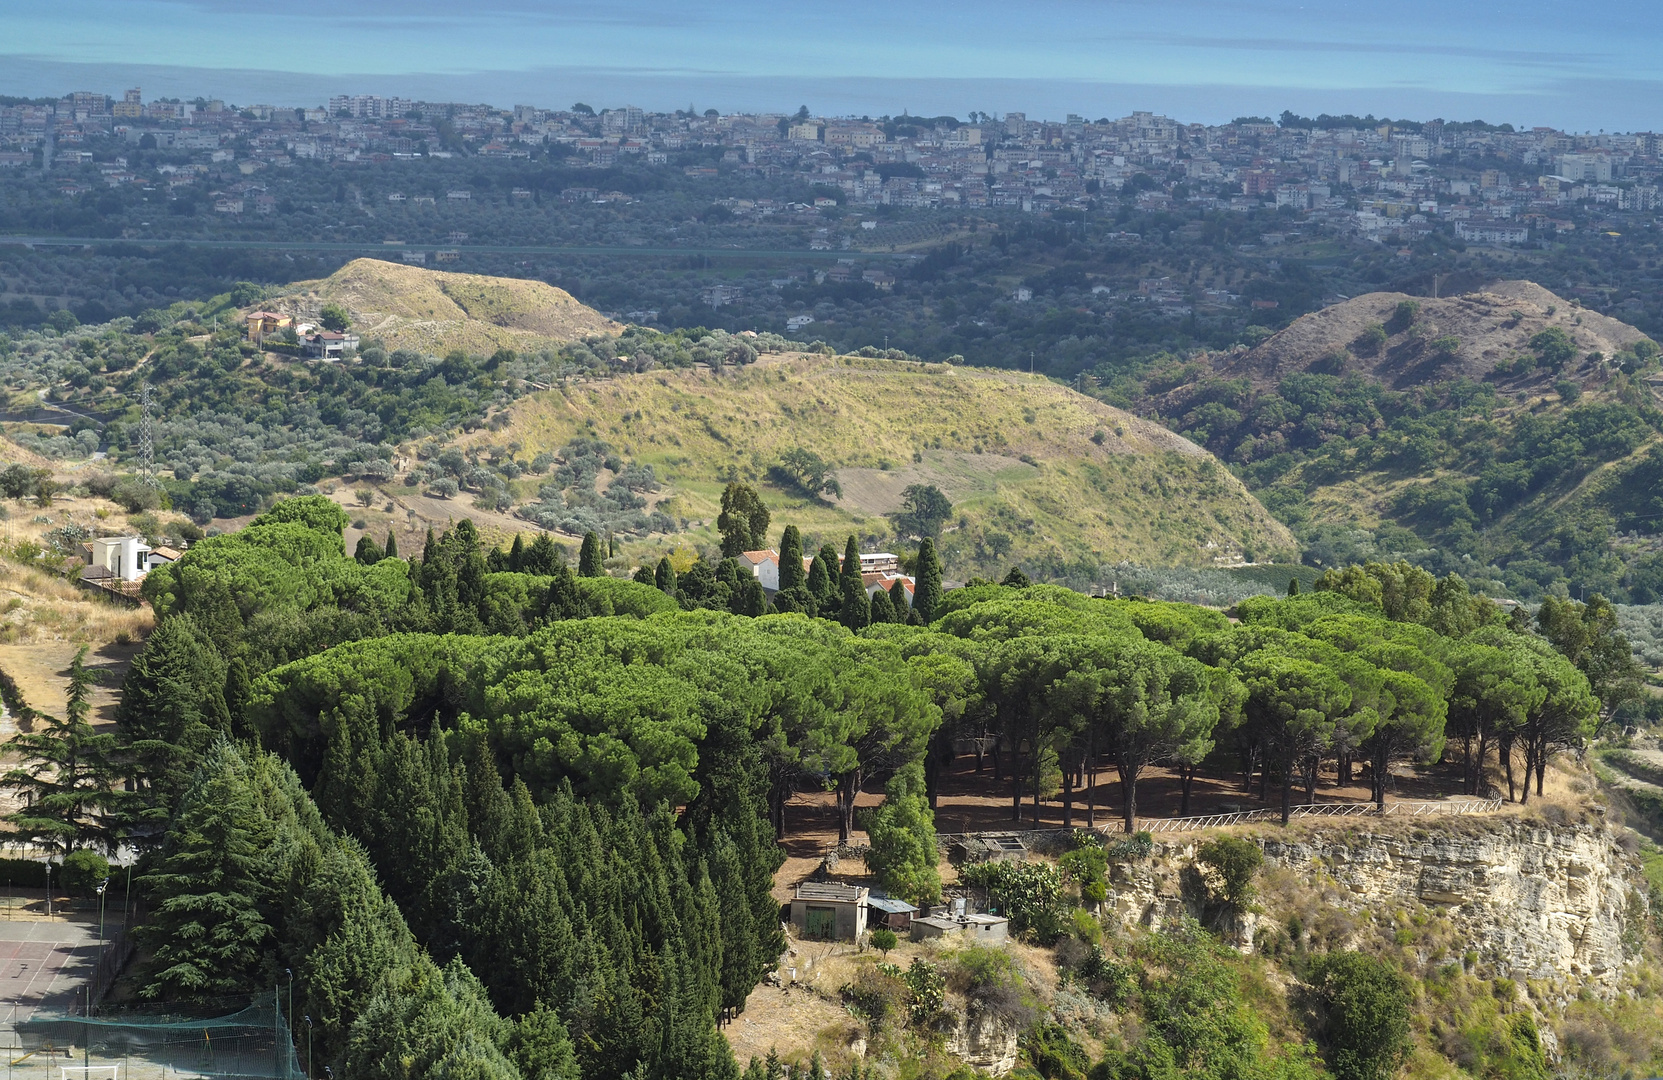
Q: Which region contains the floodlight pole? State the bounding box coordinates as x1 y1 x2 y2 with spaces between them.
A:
95 879 108 1017
44 863 50 917
305 1015 312 1079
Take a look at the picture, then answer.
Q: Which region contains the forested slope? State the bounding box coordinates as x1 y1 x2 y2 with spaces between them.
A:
8 494 1635 1078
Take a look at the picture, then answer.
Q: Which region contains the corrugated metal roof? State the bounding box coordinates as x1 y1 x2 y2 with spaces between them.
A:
867 896 917 914
794 881 867 903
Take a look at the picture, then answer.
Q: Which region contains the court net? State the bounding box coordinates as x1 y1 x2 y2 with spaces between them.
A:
7 995 303 1080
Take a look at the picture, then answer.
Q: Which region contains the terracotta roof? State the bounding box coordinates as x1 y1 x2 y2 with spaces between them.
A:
149 546 183 561
740 549 779 565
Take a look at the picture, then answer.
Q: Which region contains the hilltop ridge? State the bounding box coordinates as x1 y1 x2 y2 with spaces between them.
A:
263 257 620 355
1222 280 1648 389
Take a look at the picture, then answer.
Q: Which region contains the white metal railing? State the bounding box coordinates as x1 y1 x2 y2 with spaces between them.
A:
1132 798 1505 833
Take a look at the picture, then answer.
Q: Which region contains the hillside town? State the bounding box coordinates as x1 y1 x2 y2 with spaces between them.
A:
3 89 1661 249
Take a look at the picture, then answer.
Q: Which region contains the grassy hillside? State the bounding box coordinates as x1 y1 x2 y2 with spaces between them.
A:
265 257 620 355
1135 281 1663 600
465 353 1296 581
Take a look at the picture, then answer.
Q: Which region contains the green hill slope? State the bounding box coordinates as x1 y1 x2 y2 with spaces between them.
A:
466 353 1296 582
1133 281 1663 600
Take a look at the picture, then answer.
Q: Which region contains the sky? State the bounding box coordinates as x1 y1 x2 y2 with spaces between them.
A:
3 0 1661 131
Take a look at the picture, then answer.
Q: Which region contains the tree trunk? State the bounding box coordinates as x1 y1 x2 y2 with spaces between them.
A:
1119 762 1139 834
1010 738 1022 821
1180 766 1194 816
1303 755 1317 804
1061 757 1074 830
836 771 861 844
1085 735 1096 829
1280 753 1294 825
1501 736 1516 802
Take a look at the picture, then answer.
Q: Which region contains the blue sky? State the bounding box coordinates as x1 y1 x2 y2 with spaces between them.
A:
3 0 1660 129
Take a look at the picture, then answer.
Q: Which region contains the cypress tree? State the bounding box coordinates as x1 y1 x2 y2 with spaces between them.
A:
525 534 562 576
633 565 655 586
655 557 678 595
869 587 896 625
383 530 399 560
839 535 868 630
914 538 942 623
737 578 767 617
889 579 909 620
778 526 805 592
354 534 384 565
579 532 605 577
807 544 840 611
507 533 526 571
543 563 588 621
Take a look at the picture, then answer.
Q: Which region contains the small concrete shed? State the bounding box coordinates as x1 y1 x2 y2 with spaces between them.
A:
790 881 869 941
910 912 1010 945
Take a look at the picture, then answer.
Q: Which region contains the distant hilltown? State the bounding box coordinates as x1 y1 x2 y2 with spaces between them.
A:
3 88 1660 248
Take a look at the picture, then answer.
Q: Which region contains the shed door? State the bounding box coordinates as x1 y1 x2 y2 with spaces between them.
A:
805 906 837 940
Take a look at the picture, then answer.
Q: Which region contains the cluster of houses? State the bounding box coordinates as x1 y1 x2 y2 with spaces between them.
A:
788 881 1009 945
738 548 916 607
244 310 361 359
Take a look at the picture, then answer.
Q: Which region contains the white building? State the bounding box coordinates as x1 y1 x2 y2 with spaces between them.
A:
87 536 149 582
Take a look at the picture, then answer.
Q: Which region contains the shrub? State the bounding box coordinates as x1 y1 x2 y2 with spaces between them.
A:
870 928 897 956
1197 836 1262 909
61 850 110 896
1307 952 1412 1080
959 860 1065 942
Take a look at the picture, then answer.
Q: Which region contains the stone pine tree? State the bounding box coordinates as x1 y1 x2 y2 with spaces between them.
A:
839 535 869 630
913 539 943 624
578 532 605 577
717 483 771 558
778 526 805 592
4 647 127 856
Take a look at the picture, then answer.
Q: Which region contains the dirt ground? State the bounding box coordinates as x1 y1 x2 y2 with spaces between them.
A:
2 640 137 727
772 752 1493 896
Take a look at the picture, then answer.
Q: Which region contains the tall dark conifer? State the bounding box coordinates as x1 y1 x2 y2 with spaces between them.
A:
777 526 805 592
839 535 868 630
579 532 605 577
914 538 943 623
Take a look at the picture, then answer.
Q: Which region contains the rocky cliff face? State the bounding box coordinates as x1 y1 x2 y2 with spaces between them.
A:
946 1009 1020 1074
1103 812 1644 997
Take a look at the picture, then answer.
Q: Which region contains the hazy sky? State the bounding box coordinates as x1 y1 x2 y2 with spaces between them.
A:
4 0 1660 129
